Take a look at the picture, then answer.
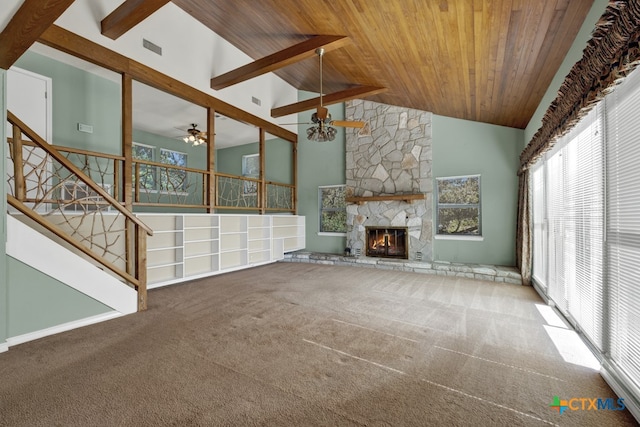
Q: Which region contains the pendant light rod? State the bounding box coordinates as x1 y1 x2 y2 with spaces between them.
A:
317 47 325 107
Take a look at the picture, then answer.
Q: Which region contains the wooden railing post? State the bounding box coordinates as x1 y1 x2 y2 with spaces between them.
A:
113 159 120 201
206 108 215 213
135 224 147 311
292 141 298 213
259 128 266 214
134 162 140 203
122 73 135 281
122 74 133 211
214 175 219 207
11 126 26 201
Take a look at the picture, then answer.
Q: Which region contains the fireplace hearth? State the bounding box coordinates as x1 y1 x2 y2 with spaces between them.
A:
366 227 408 259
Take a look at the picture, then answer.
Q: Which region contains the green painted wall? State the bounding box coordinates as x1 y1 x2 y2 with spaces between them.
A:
132 128 210 213
524 0 608 146
2 61 110 341
294 95 522 262
1 69 8 346
14 51 121 154
134 128 207 171
296 91 346 254
216 137 294 214
432 115 523 266
6 257 111 338
216 137 293 183
3 52 120 341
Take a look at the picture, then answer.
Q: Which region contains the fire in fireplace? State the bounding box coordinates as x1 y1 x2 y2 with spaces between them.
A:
365 227 408 259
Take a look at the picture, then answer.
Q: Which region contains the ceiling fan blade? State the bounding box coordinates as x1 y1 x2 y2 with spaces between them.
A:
331 120 366 128
316 106 329 121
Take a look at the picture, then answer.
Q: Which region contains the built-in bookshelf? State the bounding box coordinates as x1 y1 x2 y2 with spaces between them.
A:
137 214 305 288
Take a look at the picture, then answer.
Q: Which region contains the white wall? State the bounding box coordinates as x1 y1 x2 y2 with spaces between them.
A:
0 0 299 131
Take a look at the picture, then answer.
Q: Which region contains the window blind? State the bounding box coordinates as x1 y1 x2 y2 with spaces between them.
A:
531 163 546 289
562 104 604 351
545 150 567 310
531 66 640 412
605 67 640 392
538 104 605 350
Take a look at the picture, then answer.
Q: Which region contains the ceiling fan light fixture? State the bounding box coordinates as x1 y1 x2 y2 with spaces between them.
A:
183 123 206 146
307 124 337 142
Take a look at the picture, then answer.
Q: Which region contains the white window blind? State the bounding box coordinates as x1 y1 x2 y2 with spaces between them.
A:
545 150 567 310
539 104 605 350
605 67 640 391
531 163 546 288
563 105 604 350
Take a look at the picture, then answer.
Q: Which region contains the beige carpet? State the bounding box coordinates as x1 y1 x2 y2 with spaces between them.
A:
0 262 637 426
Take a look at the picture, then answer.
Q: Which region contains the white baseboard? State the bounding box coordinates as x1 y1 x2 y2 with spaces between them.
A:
6 311 124 348
601 362 640 423
0 342 8 353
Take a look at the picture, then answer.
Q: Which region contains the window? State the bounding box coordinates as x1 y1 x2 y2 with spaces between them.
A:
531 163 547 288
159 148 187 192
132 144 188 193
436 175 481 236
604 68 640 390
536 104 604 349
242 153 260 177
242 153 259 196
530 72 640 404
132 143 155 190
319 185 346 234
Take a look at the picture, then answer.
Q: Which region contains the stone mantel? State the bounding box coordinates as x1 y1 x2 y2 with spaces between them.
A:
346 194 426 204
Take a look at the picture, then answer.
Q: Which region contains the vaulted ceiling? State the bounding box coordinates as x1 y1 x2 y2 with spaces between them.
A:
0 0 596 130
171 0 595 129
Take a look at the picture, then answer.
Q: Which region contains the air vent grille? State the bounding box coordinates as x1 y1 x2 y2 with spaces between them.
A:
143 39 162 56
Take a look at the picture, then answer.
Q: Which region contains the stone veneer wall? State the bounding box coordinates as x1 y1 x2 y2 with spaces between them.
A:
345 99 433 261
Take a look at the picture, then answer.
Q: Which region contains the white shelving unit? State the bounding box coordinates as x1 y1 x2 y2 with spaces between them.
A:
137 213 305 288
248 215 271 264
272 215 306 254
219 215 248 270
183 215 219 277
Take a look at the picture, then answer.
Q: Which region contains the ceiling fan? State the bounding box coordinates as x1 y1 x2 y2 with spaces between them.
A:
283 48 366 141
180 123 207 146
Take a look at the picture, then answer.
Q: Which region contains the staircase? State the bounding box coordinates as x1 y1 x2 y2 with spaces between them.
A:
6 110 153 317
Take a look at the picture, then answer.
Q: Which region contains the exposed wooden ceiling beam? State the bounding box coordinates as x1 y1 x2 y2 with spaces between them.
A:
210 35 350 90
101 0 170 40
38 25 296 142
271 85 387 118
0 0 75 70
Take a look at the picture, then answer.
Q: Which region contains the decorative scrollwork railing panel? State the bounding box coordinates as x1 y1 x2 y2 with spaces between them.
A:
7 142 129 269
266 182 294 212
215 173 259 210
133 159 207 208
59 147 123 201
7 111 152 310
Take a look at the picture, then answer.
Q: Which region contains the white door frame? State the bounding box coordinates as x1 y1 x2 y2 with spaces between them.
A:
7 66 53 212
7 66 52 143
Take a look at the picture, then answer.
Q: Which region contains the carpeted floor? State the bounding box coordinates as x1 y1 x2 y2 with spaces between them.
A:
0 262 637 426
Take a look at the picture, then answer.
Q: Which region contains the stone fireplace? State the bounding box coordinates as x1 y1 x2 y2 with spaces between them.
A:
366 227 408 259
345 100 433 261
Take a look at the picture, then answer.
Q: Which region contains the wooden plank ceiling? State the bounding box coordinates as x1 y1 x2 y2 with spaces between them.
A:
168 0 593 129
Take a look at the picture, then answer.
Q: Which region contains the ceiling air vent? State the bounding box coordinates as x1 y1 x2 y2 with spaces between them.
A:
251 96 261 106
142 39 162 56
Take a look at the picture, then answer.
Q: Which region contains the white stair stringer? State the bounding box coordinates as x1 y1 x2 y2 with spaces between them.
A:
6 215 138 315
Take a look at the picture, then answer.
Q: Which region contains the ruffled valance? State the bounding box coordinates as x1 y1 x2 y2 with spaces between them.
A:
520 1 640 173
